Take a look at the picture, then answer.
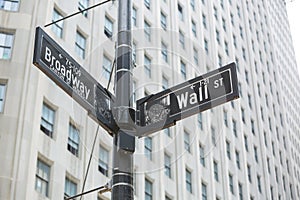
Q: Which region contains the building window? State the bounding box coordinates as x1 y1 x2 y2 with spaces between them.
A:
144 54 151 78
52 9 64 38
245 70 249 84
180 60 186 80
213 6 218 20
164 128 171 137
132 42 136 63
144 20 151 41
201 182 207 200
218 54 222 66
104 16 113 38
145 179 153 200
216 29 220 44
244 135 248 151
161 12 167 30
202 14 207 29
232 119 237 137
223 110 228 127
68 123 79 157
161 42 168 63
35 159 50 197
238 183 243 200
132 7 137 26
144 137 152 160
226 140 231 159
222 18 226 32
99 145 109 176
252 146 258 163
198 113 203 130
190 0 195 10
233 34 237 47
178 4 184 21
40 103 55 138
251 119 255 134
0 31 14 59
211 127 216 145
204 39 208 54
237 5 241 18
225 41 229 55
220 0 224 8
186 169 192 193
230 13 234 26
162 76 168 90
193 47 198 65
236 150 240 169
165 195 172 200
247 164 252 182
0 83 7 113
199 145 205 166
241 107 245 123
229 173 234 194
184 131 190 153
164 153 171 178
75 31 86 59
144 0 150 9
213 160 219 181
64 177 77 198
257 175 262 193
0 0 19 11
239 25 244 39
179 30 185 48
191 20 197 37
242 47 246 61
132 80 136 103
78 0 89 17
102 55 112 80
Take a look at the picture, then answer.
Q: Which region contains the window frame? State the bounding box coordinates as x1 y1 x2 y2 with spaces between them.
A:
144 54 151 78
180 60 186 80
0 82 7 113
35 159 51 197
40 103 55 138
144 137 152 160
104 15 113 38
102 55 112 80
67 123 80 157
185 168 192 193
78 0 89 17
0 31 14 60
0 0 19 11
64 177 77 198
75 30 86 59
145 178 153 200
99 145 109 176
184 131 191 153
52 8 64 38
164 153 171 178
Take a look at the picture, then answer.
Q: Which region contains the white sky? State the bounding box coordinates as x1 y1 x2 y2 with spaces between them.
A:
286 0 300 73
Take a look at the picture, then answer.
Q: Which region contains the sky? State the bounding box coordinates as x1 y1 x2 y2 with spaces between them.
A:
286 0 300 72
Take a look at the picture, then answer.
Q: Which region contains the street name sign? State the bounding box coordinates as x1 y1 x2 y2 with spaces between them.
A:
136 63 239 136
33 27 118 134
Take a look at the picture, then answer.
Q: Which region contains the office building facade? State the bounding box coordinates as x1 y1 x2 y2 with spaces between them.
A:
0 0 299 199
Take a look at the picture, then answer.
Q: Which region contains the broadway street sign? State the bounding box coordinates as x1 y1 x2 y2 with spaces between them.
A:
136 63 239 136
33 27 118 134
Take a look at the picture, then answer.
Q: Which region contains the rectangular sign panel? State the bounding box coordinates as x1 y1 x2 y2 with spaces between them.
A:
33 27 117 134
136 63 239 136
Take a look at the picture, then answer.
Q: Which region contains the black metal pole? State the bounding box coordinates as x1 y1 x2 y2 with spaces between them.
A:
112 0 135 199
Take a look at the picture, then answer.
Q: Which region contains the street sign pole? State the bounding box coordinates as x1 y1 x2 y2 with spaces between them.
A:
111 0 135 199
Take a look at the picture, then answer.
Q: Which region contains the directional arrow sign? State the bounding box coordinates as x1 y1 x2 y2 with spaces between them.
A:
136 63 239 136
33 27 118 134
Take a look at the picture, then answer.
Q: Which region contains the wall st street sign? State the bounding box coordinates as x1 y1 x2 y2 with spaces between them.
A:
136 63 239 136
33 27 117 134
